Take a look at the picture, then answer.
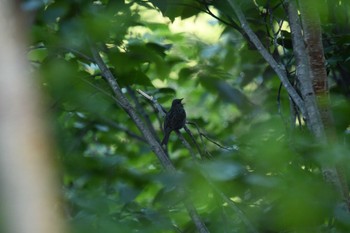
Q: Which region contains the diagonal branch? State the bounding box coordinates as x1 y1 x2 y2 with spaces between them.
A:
127 87 160 142
227 0 307 118
90 45 174 170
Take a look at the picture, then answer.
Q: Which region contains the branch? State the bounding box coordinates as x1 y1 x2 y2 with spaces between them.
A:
175 130 198 160
127 87 160 142
227 0 307 117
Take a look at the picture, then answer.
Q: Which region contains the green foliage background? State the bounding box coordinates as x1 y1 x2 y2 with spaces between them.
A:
27 0 350 232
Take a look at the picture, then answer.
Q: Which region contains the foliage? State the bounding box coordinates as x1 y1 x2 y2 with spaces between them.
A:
27 0 350 232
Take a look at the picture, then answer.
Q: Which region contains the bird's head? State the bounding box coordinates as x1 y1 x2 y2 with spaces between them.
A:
172 98 184 106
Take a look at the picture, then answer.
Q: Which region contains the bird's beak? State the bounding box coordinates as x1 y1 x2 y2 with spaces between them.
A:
180 98 184 102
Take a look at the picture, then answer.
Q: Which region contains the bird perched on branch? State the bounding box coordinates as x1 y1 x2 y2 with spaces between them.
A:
161 98 186 146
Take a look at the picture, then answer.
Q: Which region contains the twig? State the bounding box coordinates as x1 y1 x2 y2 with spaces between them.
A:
200 133 237 151
175 130 198 160
100 117 147 143
184 125 206 159
201 2 243 33
185 122 208 157
187 121 236 152
137 89 166 117
127 87 160 142
136 89 167 134
63 47 95 63
80 75 122 106
80 78 153 143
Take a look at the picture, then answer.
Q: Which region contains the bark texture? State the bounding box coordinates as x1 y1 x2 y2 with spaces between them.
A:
298 0 350 208
287 0 325 140
298 0 334 137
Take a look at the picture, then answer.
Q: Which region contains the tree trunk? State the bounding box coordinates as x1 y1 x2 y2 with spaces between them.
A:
286 0 325 141
297 0 350 209
0 2 67 233
299 0 334 137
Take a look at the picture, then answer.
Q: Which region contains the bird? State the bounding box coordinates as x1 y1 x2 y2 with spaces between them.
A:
161 98 187 146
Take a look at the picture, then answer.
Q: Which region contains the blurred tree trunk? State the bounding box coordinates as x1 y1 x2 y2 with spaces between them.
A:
0 1 66 233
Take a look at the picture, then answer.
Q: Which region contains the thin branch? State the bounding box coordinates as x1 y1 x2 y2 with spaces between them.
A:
80 76 122 106
62 47 94 63
201 2 243 33
187 121 236 152
137 89 166 117
227 0 307 118
184 125 206 159
100 116 147 143
127 87 160 142
200 132 236 151
80 76 151 143
175 130 198 160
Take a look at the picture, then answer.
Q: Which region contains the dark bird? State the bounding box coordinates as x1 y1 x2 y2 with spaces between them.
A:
161 98 186 146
